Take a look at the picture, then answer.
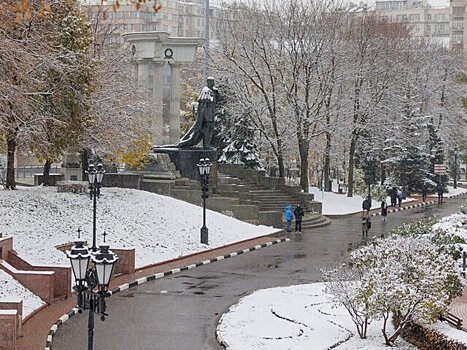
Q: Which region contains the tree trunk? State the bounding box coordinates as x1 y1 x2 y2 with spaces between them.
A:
81 148 90 180
324 132 331 192
347 135 357 197
6 137 17 190
277 140 285 177
299 143 309 193
42 159 52 186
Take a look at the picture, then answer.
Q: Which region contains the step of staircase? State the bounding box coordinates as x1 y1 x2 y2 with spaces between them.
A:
218 170 330 230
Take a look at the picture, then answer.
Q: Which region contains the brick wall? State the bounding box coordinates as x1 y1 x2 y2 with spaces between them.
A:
0 310 17 350
112 248 135 276
0 300 22 337
0 237 13 260
0 262 54 304
7 252 71 300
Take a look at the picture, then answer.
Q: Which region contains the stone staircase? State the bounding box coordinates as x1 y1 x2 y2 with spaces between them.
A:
216 171 331 230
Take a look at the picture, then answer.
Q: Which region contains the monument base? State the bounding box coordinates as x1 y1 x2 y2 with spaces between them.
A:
152 148 217 187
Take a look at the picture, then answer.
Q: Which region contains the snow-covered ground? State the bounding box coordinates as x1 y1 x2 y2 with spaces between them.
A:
0 186 279 317
310 185 467 215
217 283 417 349
0 186 279 268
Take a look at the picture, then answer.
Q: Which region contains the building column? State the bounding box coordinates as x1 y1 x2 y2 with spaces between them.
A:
151 61 164 146
137 59 149 99
169 62 182 144
131 60 138 84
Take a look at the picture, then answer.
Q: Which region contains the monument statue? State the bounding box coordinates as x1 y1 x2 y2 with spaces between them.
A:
175 77 219 149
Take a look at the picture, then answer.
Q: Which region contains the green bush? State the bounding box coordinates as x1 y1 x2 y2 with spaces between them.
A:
389 217 440 236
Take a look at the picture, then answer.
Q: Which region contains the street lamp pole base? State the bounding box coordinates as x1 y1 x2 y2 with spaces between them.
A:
200 226 209 245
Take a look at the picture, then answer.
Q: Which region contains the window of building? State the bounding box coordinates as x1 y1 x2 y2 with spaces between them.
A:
452 33 463 43
409 14 420 21
452 7 464 16
453 20 463 30
131 11 138 19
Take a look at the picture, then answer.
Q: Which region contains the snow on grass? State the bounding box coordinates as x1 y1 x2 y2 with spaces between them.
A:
0 270 45 319
0 186 279 268
217 283 417 350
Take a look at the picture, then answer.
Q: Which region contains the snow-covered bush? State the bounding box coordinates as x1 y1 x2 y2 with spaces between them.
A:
390 216 465 260
351 236 463 346
323 268 371 339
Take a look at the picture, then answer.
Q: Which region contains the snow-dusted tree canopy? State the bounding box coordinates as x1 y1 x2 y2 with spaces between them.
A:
211 0 467 194
326 234 463 346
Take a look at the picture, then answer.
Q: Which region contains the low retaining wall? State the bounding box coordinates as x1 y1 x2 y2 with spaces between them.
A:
0 261 54 304
401 321 467 350
0 300 22 337
7 252 71 301
0 237 13 259
0 309 17 350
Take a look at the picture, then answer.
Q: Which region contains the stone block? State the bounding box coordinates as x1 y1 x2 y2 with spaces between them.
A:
102 173 143 189
141 179 174 196
206 197 240 212
259 211 283 228
34 174 64 186
153 148 217 188
231 205 259 222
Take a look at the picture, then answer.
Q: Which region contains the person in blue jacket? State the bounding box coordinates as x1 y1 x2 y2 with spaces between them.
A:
285 204 293 233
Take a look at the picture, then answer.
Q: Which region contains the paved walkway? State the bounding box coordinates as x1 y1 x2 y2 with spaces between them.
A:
18 236 278 350
17 193 467 349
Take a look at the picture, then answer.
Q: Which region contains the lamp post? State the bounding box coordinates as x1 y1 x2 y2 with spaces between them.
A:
197 158 211 245
454 147 458 189
67 230 118 350
365 152 374 206
86 163 105 252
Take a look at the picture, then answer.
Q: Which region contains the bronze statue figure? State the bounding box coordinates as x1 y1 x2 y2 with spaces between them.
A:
176 77 219 149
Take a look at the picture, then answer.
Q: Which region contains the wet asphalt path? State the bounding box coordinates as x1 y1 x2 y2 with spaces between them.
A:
52 196 466 350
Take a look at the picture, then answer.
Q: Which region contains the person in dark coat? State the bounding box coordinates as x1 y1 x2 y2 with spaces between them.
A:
390 187 397 207
436 183 444 204
362 197 372 211
294 204 305 233
381 199 388 222
421 183 428 202
285 204 293 232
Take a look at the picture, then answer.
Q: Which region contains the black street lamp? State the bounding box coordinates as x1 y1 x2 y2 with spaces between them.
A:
197 158 212 245
454 147 458 189
86 163 105 252
67 230 118 350
365 152 374 206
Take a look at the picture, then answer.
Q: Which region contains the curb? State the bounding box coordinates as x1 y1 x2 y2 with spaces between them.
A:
369 200 437 217
44 237 290 350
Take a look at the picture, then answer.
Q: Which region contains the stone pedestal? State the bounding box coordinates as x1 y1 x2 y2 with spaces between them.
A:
152 148 217 188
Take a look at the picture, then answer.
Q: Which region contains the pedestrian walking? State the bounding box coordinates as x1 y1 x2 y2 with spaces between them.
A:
362 196 371 211
294 204 304 233
285 204 293 232
436 183 444 204
397 187 402 207
421 183 427 202
390 187 397 207
381 199 388 222
361 209 371 237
